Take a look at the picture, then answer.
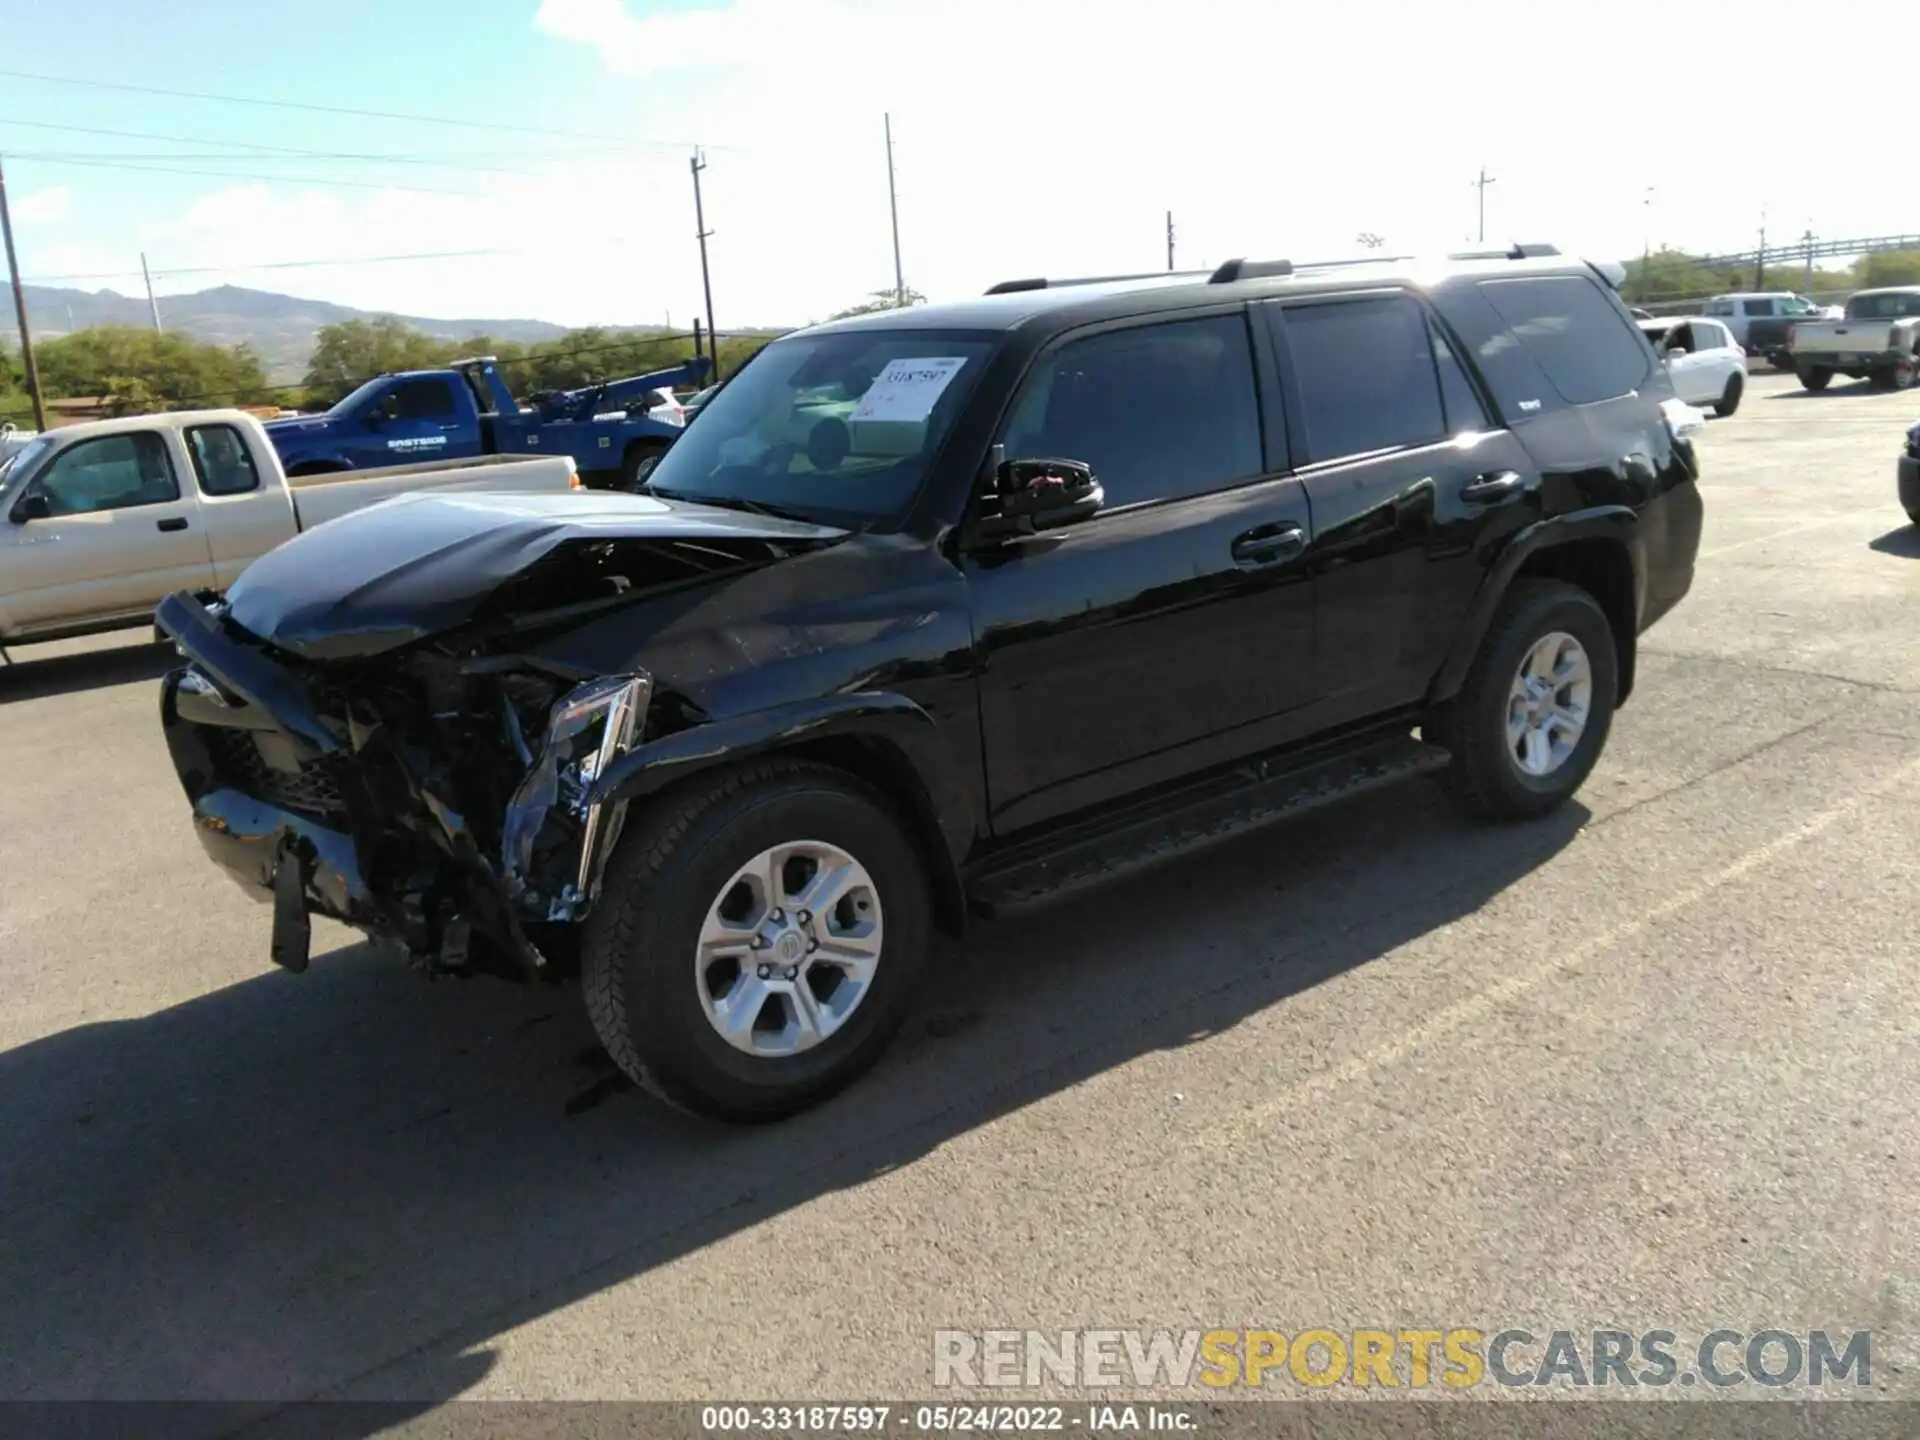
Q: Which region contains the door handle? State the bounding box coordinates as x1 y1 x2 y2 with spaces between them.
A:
157 517 189 532
1231 522 1305 567
1459 470 1524 503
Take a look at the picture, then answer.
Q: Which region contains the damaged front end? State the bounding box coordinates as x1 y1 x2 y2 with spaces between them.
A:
155 489 847 980
159 591 657 981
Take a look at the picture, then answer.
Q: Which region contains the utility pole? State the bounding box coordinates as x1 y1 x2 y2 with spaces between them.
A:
1640 186 1654 301
1166 211 1175 271
1473 167 1496 243
884 114 905 307
0 155 46 432
1801 225 1815 295
141 252 163 334
690 150 719 381
1754 206 1768 291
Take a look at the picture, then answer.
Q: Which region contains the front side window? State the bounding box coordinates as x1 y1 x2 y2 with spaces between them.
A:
1781 296 1818 316
1431 320 1490 434
1000 314 1263 509
1478 276 1651 406
1280 296 1446 463
644 328 996 525
31 432 179 516
186 424 263 496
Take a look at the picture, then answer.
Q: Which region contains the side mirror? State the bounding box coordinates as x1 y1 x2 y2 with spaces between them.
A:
978 456 1104 540
11 491 51 523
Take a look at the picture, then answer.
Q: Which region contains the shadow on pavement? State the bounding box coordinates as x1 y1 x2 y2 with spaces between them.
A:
1869 525 1920 558
1763 380 1882 400
0 637 174 704
0 781 1587 1431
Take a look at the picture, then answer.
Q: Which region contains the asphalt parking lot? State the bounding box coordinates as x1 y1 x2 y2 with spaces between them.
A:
3 369 1919 1412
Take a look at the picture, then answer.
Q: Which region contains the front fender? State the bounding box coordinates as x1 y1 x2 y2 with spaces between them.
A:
1429 506 1640 705
593 690 975 869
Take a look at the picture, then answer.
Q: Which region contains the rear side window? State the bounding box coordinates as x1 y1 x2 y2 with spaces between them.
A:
1704 299 1734 316
1743 299 1774 316
393 379 456 420
185 424 262 496
1278 296 1447 463
1477 276 1651 406
1000 314 1263 509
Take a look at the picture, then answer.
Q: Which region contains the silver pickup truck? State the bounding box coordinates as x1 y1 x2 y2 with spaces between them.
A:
0 408 580 659
1787 286 1920 392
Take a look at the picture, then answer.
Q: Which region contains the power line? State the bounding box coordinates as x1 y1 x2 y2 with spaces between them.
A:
0 116 663 174
9 153 480 197
0 68 727 150
25 248 523 285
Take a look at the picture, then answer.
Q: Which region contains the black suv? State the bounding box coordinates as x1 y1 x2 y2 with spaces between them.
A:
157 244 1704 1122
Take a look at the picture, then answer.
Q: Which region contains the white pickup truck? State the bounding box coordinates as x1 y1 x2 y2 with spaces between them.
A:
1786 286 1920 392
0 408 580 658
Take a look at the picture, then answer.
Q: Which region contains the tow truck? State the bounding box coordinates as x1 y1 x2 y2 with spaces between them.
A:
264 354 713 489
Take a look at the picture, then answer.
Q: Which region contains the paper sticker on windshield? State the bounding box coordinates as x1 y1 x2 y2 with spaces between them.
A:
850 357 968 424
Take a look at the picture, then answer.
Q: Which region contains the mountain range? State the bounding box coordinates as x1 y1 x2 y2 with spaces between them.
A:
1 283 592 383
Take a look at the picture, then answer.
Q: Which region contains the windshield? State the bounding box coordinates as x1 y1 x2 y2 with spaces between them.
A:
643 329 996 526
1846 291 1920 320
0 435 53 487
326 377 389 418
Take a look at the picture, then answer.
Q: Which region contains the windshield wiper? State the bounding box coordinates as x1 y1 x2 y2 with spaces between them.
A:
648 485 816 525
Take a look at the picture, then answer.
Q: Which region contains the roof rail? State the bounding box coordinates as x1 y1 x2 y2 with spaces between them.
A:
1446 242 1562 261
984 270 1206 295
1208 257 1294 284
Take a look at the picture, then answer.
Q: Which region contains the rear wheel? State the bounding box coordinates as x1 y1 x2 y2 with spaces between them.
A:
1713 372 1744 417
1797 365 1833 392
1429 580 1619 822
621 439 669 491
1885 360 1918 392
582 760 932 1122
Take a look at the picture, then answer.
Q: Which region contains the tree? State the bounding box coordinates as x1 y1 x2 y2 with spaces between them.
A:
1857 250 1920 289
302 316 457 404
34 327 269 412
828 287 927 321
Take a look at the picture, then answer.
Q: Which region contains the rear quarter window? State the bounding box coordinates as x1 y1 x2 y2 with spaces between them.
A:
1476 276 1652 407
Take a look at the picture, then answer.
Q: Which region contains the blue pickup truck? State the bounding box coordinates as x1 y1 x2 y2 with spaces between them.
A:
265 354 713 490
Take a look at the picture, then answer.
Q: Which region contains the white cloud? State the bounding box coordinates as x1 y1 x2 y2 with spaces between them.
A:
45 0 1917 330
12 186 71 226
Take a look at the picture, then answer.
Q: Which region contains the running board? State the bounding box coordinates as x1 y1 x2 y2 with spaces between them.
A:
966 734 1451 919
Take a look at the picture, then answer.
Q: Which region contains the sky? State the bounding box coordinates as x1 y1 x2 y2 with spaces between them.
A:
0 0 1912 331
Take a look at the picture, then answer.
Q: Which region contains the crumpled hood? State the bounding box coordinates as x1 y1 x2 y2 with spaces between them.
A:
224 490 847 661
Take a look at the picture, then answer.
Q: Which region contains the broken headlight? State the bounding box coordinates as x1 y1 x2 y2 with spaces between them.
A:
500 673 652 919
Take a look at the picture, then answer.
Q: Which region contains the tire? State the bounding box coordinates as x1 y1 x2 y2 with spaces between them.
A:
1428 579 1619 823
1713 372 1744 417
582 759 932 1122
621 440 669 491
1889 360 1917 392
1797 365 1833 392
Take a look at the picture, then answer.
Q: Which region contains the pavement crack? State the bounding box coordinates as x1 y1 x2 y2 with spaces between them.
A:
1640 646 1913 695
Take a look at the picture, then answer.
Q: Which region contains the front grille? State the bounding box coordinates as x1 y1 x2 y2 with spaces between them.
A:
203 726 348 819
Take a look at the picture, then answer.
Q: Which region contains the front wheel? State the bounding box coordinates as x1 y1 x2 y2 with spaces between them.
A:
582 760 932 1122
621 440 669 491
1714 371 1744 417
1428 579 1619 822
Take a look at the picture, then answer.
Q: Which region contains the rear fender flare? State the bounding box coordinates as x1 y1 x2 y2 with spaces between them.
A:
592 692 974 930
1428 506 1642 706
